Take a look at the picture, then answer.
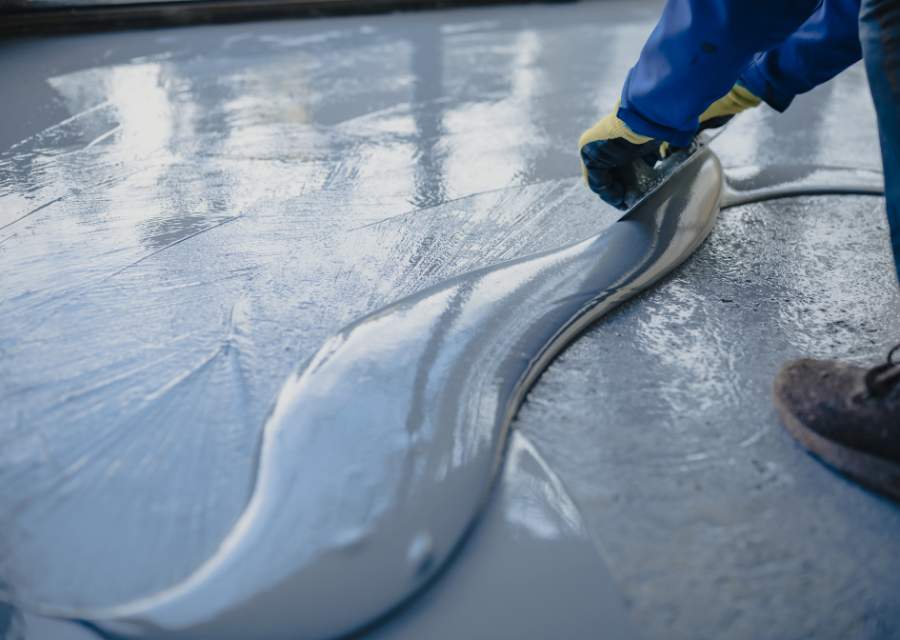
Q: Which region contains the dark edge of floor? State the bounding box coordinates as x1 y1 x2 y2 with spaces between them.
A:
0 0 577 37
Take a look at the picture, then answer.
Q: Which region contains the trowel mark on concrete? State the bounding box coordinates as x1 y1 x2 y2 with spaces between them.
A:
38 146 721 640
13 148 888 639
99 215 242 283
1 4 666 610
368 431 637 640
2 7 893 638
5 431 637 640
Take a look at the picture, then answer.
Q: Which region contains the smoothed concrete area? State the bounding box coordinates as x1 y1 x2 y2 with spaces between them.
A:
1 0 899 638
1 1 660 616
518 192 900 639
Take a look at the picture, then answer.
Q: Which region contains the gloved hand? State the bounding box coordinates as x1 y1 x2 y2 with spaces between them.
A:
578 106 662 210
698 83 761 130
580 85 761 209
660 83 761 157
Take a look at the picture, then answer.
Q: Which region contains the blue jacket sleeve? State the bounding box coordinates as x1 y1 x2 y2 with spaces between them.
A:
740 0 862 112
618 0 821 146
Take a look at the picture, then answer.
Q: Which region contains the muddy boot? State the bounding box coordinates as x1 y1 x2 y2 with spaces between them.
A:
773 345 900 501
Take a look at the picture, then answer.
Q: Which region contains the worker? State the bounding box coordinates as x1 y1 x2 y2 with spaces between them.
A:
580 0 900 500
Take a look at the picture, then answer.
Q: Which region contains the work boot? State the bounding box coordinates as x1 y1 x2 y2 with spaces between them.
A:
773 344 900 501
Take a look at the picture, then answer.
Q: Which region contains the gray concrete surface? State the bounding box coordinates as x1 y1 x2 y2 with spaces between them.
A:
518 192 900 639
1 0 899 638
53 132 719 640
370 431 637 640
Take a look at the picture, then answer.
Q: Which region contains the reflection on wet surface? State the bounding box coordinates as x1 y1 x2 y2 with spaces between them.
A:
2 0 899 638
722 164 884 207
368 431 637 639
519 191 900 639
0 0 659 614
63 146 718 640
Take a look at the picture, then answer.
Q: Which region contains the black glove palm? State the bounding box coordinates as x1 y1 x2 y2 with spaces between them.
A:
579 110 660 210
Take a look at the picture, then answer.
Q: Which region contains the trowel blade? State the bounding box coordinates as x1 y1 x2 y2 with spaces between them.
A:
623 130 720 211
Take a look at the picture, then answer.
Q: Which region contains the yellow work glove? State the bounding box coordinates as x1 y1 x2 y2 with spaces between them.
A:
579 104 661 210
699 83 761 127
660 83 761 157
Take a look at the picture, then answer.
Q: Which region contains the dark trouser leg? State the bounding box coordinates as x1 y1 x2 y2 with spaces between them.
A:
860 0 900 280
774 0 900 502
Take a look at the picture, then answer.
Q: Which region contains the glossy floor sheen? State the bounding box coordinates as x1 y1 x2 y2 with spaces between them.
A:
56 143 720 639
2 1 900 639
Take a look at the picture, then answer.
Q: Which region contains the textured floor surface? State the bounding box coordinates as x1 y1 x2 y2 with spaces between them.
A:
2 1 899 638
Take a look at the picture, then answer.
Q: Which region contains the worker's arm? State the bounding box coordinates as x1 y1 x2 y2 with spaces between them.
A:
580 0 821 207
579 85 760 209
619 0 820 146
739 0 863 112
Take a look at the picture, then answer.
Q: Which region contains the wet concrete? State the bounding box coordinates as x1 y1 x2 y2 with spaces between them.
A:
369 431 637 640
517 192 900 639
721 164 884 208
56 143 718 640
2 0 899 638
1 0 660 617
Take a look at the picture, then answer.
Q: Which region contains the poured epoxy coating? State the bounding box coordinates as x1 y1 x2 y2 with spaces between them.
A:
2 1 899 638
53 142 719 639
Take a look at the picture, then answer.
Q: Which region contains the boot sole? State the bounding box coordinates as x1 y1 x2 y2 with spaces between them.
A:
774 385 900 502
